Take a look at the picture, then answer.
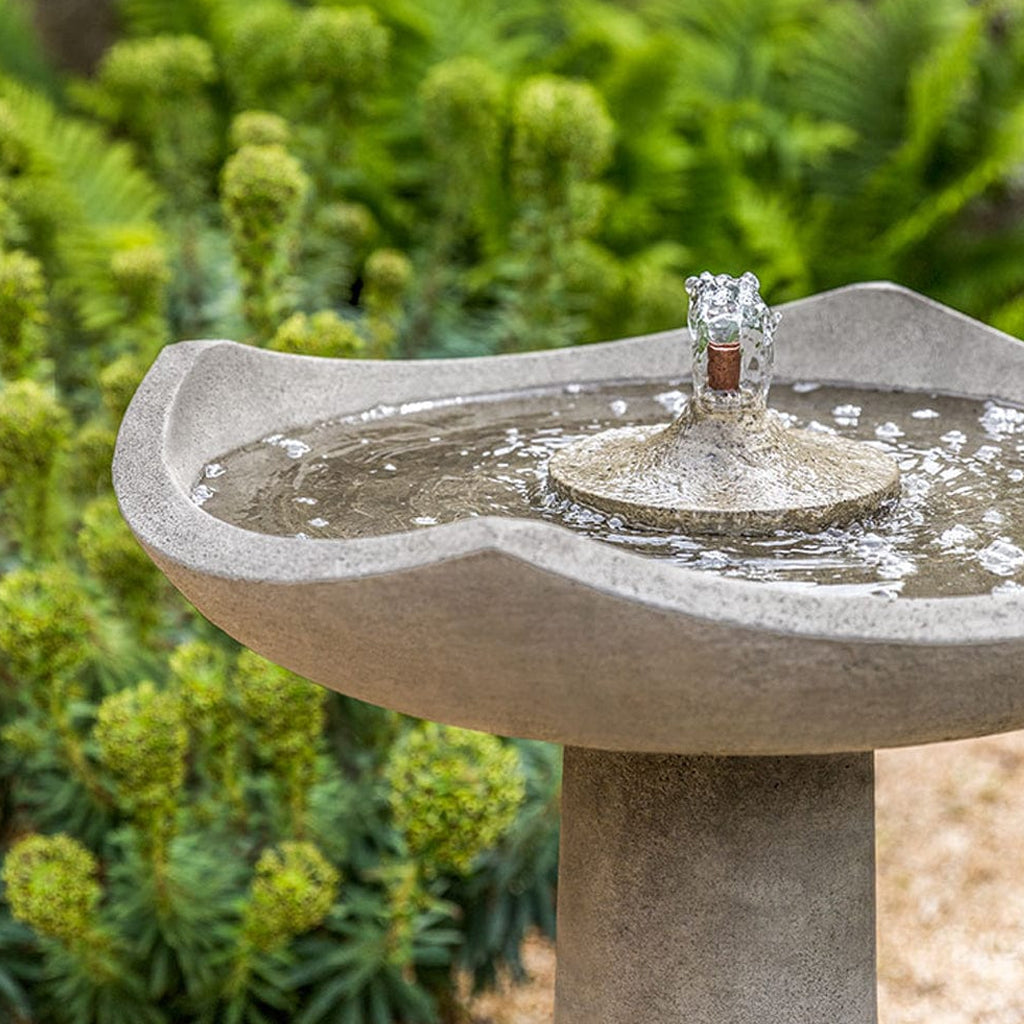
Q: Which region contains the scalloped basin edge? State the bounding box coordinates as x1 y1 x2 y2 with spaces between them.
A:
113 283 1024 755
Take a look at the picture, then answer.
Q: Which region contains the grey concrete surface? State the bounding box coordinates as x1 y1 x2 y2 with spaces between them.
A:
113 282 1024 755
547 399 900 535
113 282 1024 1024
556 748 877 1024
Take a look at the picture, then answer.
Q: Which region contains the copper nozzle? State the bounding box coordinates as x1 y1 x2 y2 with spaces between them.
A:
707 342 741 391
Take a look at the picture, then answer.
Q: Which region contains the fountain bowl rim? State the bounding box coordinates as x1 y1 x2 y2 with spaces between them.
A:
113 281 1024 649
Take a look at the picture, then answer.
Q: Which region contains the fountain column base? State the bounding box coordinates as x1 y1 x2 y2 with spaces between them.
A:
555 748 876 1024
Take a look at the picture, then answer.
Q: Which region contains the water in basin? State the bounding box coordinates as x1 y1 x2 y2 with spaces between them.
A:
193 380 1024 599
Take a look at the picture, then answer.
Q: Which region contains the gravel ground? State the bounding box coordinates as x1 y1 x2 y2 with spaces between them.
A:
469 730 1024 1024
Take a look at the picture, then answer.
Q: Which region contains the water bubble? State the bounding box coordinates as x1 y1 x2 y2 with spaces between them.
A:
912 408 940 420
697 550 730 569
875 422 904 440
792 381 821 394
832 404 861 426
992 580 1024 596
977 539 1024 576
610 399 628 416
263 434 311 459
204 463 226 478
980 402 1024 439
934 524 978 551
308 517 329 528
654 390 687 414
191 483 215 506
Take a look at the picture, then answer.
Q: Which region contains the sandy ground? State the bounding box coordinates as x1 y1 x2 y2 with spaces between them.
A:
469 730 1024 1024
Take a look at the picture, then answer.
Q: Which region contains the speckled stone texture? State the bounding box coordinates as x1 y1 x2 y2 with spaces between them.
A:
113 283 1024 755
114 281 1024 1024
547 400 901 535
556 748 877 1024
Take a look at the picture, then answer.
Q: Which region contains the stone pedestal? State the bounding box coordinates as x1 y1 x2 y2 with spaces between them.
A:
555 749 877 1024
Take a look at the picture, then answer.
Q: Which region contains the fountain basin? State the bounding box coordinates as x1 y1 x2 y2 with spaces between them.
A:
114 282 1024 757
116 280 1024 1024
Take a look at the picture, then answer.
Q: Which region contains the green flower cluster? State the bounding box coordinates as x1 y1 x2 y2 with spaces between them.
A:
98 36 217 106
221 138 309 341
512 75 614 191
235 650 326 763
363 248 412 357
108 244 169 355
2 833 102 946
221 144 308 251
0 249 46 379
169 640 246 824
0 379 68 483
0 566 90 688
235 650 327 832
386 723 526 877
421 58 504 159
94 681 187 820
0 380 70 556
293 7 390 99
170 640 231 730
270 310 365 359
241 841 339 953
320 202 377 252
95 35 219 201
230 110 291 151
99 355 146 423
78 495 164 633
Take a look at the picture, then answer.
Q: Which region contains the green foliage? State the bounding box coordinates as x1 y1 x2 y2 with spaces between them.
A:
0 566 90 684
2 834 102 946
92 35 218 197
0 248 47 379
94 682 187 817
221 142 309 340
235 650 327 835
269 311 365 359
2 1 1024 1020
230 110 291 151
0 380 70 558
241 841 340 954
79 495 166 633
387 723 526 878
292 7 390 105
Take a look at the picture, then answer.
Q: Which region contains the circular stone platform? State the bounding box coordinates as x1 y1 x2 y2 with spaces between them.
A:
549 270 901 535
547 400 901 535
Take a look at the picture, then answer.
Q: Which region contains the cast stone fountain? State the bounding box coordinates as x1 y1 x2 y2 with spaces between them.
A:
114 278 1024 1024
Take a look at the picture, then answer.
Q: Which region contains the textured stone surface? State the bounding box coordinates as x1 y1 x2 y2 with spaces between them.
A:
556 748 877 1024
548 401 900 535
113 282 1024 754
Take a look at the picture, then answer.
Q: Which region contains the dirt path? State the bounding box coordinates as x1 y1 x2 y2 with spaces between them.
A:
470 730 1024 1023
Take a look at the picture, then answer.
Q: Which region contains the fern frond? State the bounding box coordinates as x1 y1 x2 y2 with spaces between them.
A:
0 80 160 232
880 102 1024 257
0 0 59 97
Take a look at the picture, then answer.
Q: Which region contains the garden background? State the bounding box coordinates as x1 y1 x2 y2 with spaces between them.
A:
0 1 1023 1022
